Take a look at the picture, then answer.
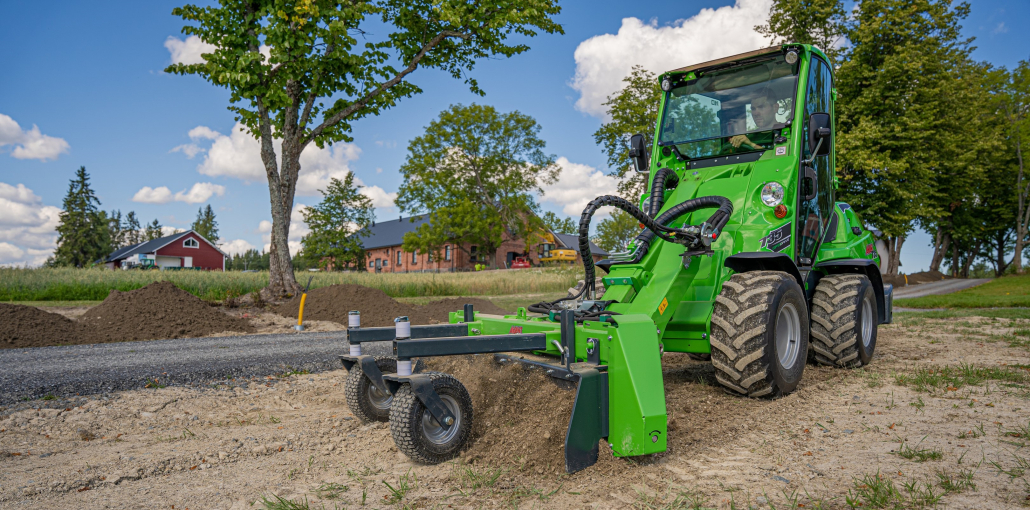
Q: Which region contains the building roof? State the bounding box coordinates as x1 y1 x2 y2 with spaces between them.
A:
552 232 608 257
105 230 227 262
358 214 433 250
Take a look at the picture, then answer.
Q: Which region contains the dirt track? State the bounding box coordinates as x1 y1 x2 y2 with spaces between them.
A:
2 314 1029 509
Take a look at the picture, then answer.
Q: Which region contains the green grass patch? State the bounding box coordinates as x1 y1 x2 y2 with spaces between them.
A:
895 308 1030 321
894 364 1028 393
846 471 943 509
0 267 579 302
895 274 1030 309
895 441 943 462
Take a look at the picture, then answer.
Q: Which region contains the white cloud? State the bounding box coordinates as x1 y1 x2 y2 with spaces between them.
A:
170 144 204 158
164 35 216 65
132 182 225 204
538 157 620 218
0 182 61 266
570 0 772 118
177 122 395 204
219 239 256 256
174 182 225 204
132 186 173 204
160 226 184 236
0 113 70 161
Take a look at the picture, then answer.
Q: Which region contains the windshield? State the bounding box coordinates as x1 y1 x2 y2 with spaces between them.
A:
658 54 797 159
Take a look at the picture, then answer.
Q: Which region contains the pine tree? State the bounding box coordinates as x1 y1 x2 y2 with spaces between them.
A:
145 219 163 241
53 166 109 267
107 209 125 248
124 211 142 246
191 205 220 242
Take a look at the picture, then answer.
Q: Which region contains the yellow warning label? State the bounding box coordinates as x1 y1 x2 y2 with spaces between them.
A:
658 297 668 315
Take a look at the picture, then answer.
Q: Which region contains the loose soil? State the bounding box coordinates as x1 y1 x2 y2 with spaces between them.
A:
4 314 1030 508
274 284 510 327
0 304 91 349
884 269 952 288
78 282 254 342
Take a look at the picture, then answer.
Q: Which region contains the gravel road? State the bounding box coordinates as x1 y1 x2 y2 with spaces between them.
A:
0 331 392 406
893 278 991 299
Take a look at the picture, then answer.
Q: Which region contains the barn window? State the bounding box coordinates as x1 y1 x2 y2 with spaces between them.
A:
183 238 199 248
445 245 452 261
369 260 374 267
397 251 402 265
412 251 417 264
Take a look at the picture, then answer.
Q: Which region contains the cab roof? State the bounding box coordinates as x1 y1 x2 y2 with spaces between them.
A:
665 44 829 75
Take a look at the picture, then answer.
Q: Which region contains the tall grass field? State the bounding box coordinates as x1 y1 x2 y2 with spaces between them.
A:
0 267 582 302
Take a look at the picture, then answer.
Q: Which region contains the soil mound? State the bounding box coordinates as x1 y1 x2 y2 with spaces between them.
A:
424 355 574 472
274 285 509 327
0 304 91 349
80 281 254 342
883 269 951 288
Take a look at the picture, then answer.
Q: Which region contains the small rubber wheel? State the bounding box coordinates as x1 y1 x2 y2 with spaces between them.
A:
389 372 473 464
687 353 711 361
810 274 877 368
344 356 397 423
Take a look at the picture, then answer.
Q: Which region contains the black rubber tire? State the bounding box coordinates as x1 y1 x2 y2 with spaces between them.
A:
687 353 711 361
344 356 397 423
389 372 473 464
711 271 809 398
809 274 877 368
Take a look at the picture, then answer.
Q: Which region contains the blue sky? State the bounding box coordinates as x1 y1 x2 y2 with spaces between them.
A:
1 0 1026 269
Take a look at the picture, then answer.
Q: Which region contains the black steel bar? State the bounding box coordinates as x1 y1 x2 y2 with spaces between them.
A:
393 333 546 359
347 323 468 344
463 304 474 322
560 309 575 369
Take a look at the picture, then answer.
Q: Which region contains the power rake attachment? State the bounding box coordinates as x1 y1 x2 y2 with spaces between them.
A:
340 306 611 473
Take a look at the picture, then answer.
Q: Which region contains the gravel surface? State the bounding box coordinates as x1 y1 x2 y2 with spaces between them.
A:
0 332 393 406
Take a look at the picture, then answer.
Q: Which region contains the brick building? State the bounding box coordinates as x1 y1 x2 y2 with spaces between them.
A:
359 214 607 273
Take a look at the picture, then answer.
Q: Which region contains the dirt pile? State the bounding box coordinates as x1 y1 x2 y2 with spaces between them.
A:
0 304 92 349
425 355 575 472
274 284 509 327
79 281 254 342
883 269 951 288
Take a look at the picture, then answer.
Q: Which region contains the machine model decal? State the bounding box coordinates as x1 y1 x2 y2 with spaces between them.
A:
760 222 792 252
658 298 669 315
509 326 523 334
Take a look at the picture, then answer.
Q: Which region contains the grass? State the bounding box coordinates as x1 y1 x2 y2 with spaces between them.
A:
0 266 580 302
895 440 943 462
845 472 943 509
382 470 417 504
895 308 1030 321
894 274 1030 309
894 364 1028 393
313 482 348 500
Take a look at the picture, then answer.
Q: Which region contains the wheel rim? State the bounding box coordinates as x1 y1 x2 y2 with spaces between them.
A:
367 383 393 411
775 302 801 370
421 394 461 446
861 295 874 348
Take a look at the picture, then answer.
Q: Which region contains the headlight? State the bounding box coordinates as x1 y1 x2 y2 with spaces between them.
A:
761 182 784 206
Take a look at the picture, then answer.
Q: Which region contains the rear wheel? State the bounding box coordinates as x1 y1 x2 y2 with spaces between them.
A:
711 271 809 398
809 274 877 368
389 372 473 464
344 356 397 423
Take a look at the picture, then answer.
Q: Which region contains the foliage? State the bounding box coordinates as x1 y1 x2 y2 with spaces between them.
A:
300 173 374 270
835 0 973 274
541 211 576 235
124 211 142 247
593 65 661 199
990 59 1030 273
53 167 110 268
593 210 641 254
165 0 562 296
396 104 559 266
145 219 163 241
754 0 847 62
0 266 581 302
226 248 270 271
191 204 220 243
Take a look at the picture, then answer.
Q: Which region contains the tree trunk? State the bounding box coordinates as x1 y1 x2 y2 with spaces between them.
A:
995 230 1011 276
960 240 983 278
1015 130 1027 273
263 145 301 298
929 227 950 272
951 242 959 278
886 235 905 275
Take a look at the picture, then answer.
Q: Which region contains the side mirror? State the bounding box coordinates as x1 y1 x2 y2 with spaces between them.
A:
628 133 649 173
807 112 832 157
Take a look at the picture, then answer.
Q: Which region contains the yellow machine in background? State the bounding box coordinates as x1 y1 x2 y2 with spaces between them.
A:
537 232 578 264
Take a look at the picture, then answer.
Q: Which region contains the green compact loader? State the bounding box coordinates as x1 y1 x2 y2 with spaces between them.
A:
339 44 893 473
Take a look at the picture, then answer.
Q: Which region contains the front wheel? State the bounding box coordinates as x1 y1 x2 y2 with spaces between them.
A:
711 271 809 398
389 372 474 464
344 356 397 423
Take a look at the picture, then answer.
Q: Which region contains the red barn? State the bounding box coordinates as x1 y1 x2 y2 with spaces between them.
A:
104 230 227 271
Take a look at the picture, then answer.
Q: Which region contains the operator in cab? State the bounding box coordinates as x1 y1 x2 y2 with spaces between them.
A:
728 87 779 150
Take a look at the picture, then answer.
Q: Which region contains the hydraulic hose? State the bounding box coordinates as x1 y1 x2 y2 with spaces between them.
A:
622 195 734 266
648 168 680 217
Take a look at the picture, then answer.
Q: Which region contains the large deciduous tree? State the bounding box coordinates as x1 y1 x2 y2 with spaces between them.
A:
166 0 562 295
395 104 559 267
593 65 661 199
993 60 1030 273
755 0 847 62
541 211 576 235
301 173 374 270
835 0 972 275
53 167 110 267
592 210 641 255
